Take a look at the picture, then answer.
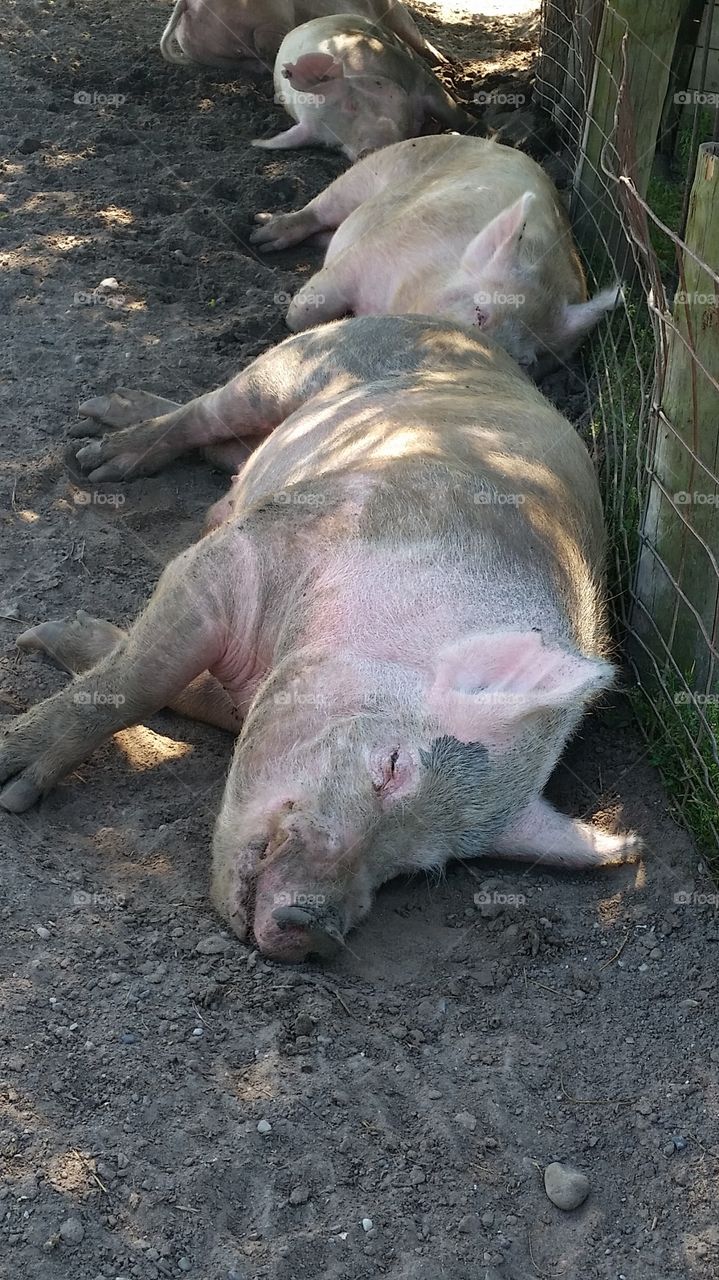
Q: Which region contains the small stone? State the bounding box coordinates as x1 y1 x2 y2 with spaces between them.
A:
475 965 495 988
257 1119 272 1134
6 1053 25 1071
294 1013 314 1037
672 1135 687 1151
481 1209 495 1227
289 1185 309 1205
36 925 51 940
649 948 662 960
59 1216 84 1245
458 1214 479 1233
409 1166 425 1185
18 136 42 154
96 276 120 292
543 1161 590 1211
361 1218 373 1232
191 1027 204 1038
454 1111 477 1132
195 935 232 955
178 1259 191 1273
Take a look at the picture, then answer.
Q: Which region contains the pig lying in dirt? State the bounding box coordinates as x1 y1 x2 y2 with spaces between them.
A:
161 0 446 74
1 317 639 962
251 134 619 372
253 15 471 160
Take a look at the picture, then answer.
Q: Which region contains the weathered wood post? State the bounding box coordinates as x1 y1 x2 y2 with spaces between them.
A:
631 142 719 692
572 0 686 272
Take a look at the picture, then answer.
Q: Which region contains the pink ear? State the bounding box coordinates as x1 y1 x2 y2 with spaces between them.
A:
559 284 621 344
283 53 345 91
427 632 613 748
460 191 534 277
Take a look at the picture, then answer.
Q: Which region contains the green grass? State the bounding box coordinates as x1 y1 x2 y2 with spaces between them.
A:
584 113 719 862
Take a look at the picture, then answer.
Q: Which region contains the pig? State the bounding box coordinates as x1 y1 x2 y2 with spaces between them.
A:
252 15 472 161
160 0 447 75
250 134 620 373
1 316 640 963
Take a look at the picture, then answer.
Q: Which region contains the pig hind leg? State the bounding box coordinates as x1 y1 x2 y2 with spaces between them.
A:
493 797 642 868
17 612 240 734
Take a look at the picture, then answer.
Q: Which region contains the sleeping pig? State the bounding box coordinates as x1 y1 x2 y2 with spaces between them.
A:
160 0 447 74
1 316 639 962
251 134 619 372
253 15 472 160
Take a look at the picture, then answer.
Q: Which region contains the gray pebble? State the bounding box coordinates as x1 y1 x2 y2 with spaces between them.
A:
294 1013 314 1037
543 1161 590 1211
59 1216 85 1245
257 1119 272 1134
289 1185 310 1205
454 1111 477 1131
195 935 232 955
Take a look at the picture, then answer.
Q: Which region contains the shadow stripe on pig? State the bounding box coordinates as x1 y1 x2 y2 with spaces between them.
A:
3 316 641 964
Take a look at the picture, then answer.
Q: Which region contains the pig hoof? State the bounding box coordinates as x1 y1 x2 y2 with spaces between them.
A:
70 388 180 437
0 775 42 813
74 441 142 482
17 611 124 675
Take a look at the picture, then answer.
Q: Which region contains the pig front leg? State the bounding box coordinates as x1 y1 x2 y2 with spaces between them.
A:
252 122 316 151
0 533 253 810
70 341 311 482
493 797 643 868
250 155 390 253
17 612 240 734
285 265 353 331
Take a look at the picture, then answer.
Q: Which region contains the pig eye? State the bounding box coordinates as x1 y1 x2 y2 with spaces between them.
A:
474 307 488 328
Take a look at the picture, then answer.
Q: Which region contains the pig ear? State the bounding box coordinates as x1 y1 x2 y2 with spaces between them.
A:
283 54 345 91
426 631 614 749
558 284 622 345
460 191 535 277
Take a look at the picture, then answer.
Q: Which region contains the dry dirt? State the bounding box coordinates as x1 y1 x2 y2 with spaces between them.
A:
1 2 718 1279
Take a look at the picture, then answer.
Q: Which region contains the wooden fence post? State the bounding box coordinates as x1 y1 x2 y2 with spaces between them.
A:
572 0 686 270
631 142 719 691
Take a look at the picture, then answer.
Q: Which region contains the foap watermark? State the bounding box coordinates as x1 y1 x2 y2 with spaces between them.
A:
74 90 127 108
273 689 327 708
474 488 525 506
273 490 326 508
674 290 719 306
274 289 326 309
273 891 327 908
474 890 526 908
73 290 126 309
475 290 525 308
673 890 719 908
474 91 526 107
73 889 127 908
276 91 326 107
674 491 719 507
674 691 719 707
675 91 719 107
74 490 125 507
73 690 126 708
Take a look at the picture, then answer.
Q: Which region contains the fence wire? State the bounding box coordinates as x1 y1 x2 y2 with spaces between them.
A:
537 0 719 850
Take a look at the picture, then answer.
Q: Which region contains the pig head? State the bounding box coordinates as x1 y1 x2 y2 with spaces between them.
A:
434 191 621 369
211 633 614 962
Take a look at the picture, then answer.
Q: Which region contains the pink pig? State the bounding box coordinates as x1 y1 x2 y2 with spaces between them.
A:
251 134 620 372
252 15 471 161
2 317 639 962
160 0 447 74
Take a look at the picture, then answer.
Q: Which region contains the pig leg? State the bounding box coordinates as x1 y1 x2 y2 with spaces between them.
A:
17 612 240 733
285 266 352 331
0 533 252 810
492 797 642 868
250 157 393 252
70 337 316 482
420 77 475 131
71 389 182 434
252 122 316 151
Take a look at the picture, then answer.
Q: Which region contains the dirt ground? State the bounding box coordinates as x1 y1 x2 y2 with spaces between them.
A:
1 2 718 1278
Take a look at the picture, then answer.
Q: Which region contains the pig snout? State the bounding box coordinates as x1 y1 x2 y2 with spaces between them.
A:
254 891 345 963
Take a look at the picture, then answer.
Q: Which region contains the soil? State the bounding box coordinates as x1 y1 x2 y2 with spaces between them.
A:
1 2 718 1279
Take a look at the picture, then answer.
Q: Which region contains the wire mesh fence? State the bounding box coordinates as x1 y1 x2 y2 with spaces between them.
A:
536 0 719 851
